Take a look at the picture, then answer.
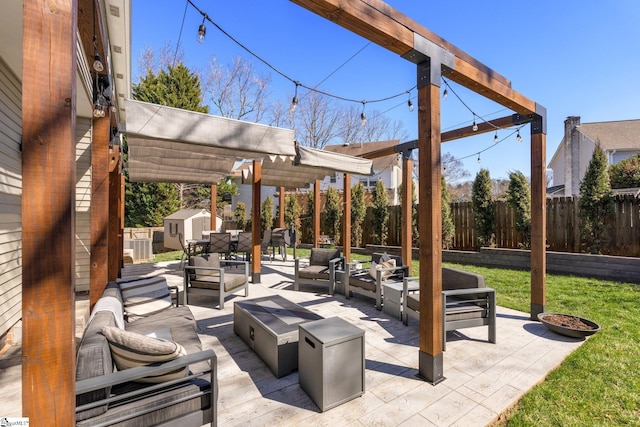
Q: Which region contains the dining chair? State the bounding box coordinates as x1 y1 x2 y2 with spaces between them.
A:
208 232 231 259
235 232 252 262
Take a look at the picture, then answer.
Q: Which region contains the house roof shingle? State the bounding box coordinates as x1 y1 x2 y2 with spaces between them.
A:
578 119 640 151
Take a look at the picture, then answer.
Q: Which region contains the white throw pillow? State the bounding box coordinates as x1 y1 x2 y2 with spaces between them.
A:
101 326 187 383
369 259 396 280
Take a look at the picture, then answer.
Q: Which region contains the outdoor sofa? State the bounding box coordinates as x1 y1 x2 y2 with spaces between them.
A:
75 276 217 426
402 267 496 350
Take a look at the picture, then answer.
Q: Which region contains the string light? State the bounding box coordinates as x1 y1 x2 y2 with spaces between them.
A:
92 0 103 72
184 0 416 118
360 101 367 126
197 15 207 44
472 117 478 132
407 91 414 112
291 81 300 113
516 130 522 142
494 131 499 143
442 87 448 100
477 154 481 163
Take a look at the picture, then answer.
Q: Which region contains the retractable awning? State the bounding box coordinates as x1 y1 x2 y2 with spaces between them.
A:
241 145 373 187
124 99 296 183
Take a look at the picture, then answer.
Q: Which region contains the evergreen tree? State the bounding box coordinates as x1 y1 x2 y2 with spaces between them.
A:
579 145 614 253
507 171 531 248
471 169 495 248
284 194 302 236
371 180 389 245
234 201 248 231
609 153 640 189
351 182 366 247
441 175 455 249
125 63 208 227
261 196 274 233
324 187 342 243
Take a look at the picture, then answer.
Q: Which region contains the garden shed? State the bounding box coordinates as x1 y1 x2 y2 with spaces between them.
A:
164 209 218 250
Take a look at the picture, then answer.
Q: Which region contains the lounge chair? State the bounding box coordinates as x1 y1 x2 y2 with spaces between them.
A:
402 267 496 350
184 253 249 309
294 248 343 295
344 252 408 310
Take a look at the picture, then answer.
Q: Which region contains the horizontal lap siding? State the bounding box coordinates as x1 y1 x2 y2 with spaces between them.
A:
0 57 22 338
76 118 92 292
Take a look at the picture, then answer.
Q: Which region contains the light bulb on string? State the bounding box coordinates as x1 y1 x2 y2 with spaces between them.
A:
516 130 522 142
494 131 499 143
442 87 448 100
472 119 478 132
477 154 481 163
290 81 300 113
197 15 207 44
360 101 367 126
406 91 414 112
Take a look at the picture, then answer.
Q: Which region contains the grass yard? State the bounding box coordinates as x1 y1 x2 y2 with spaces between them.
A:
148 247 640 425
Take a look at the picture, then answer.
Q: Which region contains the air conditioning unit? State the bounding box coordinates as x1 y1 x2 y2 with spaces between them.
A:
124 238 153 263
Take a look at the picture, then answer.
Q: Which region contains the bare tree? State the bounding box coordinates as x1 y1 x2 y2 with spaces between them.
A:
295 90 340 148
204 56 270 122
441 152 471 183
267 98 295 129
335 104 365 145
137 42 184 75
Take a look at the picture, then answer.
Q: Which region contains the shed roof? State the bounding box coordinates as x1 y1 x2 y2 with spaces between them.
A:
164 209 210 221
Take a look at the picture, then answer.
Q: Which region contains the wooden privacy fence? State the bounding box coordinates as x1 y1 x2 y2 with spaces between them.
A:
297 195 640 257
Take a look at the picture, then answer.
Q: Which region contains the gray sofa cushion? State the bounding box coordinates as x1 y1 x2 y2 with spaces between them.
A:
309 248 341 266
298 264 330 280
76 311 117 421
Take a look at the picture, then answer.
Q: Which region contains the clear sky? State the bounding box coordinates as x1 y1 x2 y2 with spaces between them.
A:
131 0 640 182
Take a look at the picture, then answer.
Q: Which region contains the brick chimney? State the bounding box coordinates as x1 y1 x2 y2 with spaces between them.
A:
564 116 581 196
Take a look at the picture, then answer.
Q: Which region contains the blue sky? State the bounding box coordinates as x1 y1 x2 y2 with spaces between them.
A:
132 1 640 182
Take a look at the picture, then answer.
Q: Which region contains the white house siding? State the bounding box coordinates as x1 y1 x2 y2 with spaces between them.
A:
75 118 92 292
0 57 22 339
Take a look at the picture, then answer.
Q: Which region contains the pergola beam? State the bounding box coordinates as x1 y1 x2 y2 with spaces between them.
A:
290 0 536 115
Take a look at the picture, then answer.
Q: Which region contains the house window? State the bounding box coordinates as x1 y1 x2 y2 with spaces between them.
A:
330 174 337 183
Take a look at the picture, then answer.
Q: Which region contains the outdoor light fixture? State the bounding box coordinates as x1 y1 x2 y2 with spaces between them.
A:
291 81 300 113
197 16 207 44
93 50 104 72
516 130 522 142
360 101 367 126
477 154 481 163
407 91 414 112
494 131 499 143
93 73 110 118
472 120 478 132
442 87 448 99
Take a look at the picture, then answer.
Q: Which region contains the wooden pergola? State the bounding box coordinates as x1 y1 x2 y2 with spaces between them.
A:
21 0 545 423
292 0 547 384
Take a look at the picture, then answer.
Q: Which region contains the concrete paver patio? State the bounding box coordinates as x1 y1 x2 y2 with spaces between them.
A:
0 258 587 425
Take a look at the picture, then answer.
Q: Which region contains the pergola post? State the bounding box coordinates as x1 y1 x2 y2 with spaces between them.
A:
90 115 111 310
21 0 77 423
108 155 121 281
251 160 262 282
417 59 445 384
342 173 351 262
401 155 413 267
279 186 285 228
211 184 217 230
530 110 547 318
313 179 320 248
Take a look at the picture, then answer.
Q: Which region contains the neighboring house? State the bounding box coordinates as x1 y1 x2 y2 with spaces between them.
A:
548 116 640 196
323 140 405 205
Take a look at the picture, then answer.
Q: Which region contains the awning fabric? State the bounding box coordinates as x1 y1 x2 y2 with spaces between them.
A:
124 99 373 186
241 146 373 187
124 99 296 183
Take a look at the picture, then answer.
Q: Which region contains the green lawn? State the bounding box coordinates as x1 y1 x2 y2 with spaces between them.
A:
149 248 640 425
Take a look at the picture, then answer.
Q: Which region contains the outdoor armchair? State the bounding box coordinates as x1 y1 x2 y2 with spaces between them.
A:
294 248 343 295
184 253 249 309
402 267 496 350
345 252 408 310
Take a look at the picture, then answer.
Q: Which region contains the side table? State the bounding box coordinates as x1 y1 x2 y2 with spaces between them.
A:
383 280 419 320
